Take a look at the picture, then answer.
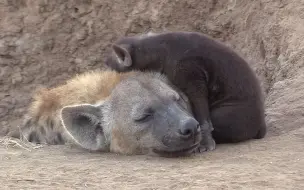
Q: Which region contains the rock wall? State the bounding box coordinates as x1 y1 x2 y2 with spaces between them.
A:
1 0 304 136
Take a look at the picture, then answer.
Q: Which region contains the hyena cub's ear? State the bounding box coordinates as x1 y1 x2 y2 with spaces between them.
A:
60 103 108 151
111 43 132 67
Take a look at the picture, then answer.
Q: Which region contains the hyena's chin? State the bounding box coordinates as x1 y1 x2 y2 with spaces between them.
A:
152 143 200 158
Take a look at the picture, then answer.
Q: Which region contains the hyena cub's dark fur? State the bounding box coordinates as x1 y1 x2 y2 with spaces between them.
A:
105 31 267 152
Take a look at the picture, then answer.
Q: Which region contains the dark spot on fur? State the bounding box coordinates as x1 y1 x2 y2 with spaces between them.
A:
95 123 103 134
28 131 40 143
47 119 54 130
56 133 64 144
40 127 46 135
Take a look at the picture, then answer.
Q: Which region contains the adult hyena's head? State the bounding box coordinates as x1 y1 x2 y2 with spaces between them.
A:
60 72 201 157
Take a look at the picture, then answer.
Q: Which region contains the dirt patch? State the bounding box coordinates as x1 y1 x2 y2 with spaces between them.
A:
1 0 304 189
1 128 303 189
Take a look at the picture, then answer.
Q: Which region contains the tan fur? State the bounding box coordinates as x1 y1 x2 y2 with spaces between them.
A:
30 70 134 117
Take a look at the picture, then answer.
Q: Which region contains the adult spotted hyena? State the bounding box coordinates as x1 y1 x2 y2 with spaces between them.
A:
15 70 202 157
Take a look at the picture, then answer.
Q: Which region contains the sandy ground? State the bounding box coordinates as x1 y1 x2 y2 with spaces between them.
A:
1 127 303 190
1 0 304 189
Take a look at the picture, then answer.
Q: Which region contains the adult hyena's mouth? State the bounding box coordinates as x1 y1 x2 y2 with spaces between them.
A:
153 143 199 158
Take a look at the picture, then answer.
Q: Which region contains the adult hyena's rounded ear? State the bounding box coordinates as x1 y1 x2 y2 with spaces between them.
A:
60 103 108 151
111 43 132 67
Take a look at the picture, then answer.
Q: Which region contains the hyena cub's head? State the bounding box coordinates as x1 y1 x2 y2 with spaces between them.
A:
60 72 201 157
105 32 165 72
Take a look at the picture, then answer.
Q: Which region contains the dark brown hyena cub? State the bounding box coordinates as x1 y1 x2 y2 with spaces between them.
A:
105 31 267 152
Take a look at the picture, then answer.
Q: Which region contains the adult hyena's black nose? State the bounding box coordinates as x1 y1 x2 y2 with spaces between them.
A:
178 118 200 139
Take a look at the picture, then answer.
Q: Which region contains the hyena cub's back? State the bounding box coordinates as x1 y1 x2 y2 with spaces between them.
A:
19 70 133 144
